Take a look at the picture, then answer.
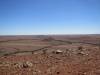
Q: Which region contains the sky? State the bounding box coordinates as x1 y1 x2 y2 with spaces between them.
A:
0 0 100 35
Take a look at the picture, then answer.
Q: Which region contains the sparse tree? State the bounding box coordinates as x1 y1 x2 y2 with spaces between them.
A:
42 49 47 54
78 46 83 50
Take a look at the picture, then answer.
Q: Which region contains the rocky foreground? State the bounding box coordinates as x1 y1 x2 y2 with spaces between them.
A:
0 46 100 75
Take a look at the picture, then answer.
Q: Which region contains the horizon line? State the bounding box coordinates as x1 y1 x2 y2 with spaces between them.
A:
0 34 100 36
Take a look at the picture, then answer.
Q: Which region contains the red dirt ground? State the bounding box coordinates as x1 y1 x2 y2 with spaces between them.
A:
0 35 100 75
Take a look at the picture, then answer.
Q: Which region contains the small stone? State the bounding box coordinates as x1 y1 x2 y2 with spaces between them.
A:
57 72 60 74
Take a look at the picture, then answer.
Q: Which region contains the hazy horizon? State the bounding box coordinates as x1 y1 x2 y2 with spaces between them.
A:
0 0 100 35
0 34 100 36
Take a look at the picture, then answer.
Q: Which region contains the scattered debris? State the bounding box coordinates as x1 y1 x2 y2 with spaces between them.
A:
22 61 33 68
52 50 63 54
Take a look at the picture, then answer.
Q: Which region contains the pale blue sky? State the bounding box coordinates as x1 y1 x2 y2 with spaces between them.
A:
0 0 100 35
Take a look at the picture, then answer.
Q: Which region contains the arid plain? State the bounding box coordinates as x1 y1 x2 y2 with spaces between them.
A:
0 35 100 75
